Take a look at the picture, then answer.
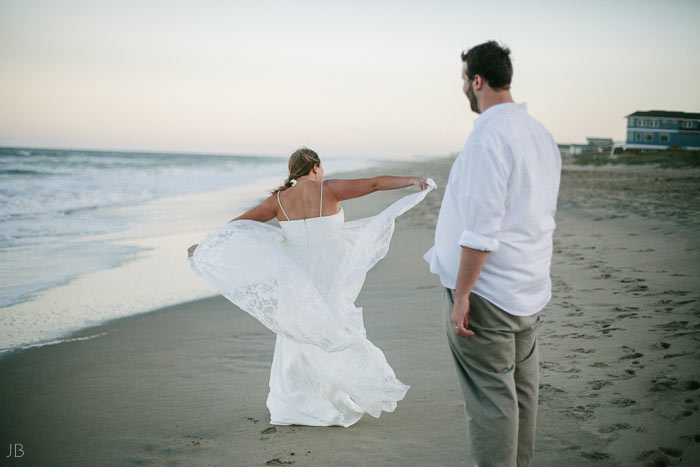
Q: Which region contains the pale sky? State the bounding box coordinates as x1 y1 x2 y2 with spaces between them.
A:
1 0 699 159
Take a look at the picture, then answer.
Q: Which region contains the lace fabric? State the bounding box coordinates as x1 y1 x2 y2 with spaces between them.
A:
188 178 436 426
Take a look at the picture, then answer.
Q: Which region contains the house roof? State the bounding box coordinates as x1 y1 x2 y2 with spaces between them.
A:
626 110 700 119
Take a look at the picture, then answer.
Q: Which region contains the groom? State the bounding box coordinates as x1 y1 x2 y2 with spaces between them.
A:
424 41 561 466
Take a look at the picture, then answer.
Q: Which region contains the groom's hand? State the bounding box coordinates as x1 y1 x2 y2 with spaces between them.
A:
452 248 488 338
451 295 475 338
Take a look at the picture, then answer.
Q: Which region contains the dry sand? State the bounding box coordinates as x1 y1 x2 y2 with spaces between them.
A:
0 157 699 466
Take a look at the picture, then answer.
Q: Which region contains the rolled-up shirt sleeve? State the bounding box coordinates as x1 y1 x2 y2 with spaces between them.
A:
457 142 510 252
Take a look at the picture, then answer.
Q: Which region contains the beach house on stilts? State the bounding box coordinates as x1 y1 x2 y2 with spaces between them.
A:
625 110 700 150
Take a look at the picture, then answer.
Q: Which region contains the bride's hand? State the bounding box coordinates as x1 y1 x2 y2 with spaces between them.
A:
412 176 429 190
187 244 198 257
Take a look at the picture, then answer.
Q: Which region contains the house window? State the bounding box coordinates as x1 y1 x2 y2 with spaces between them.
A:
628 132 635 141
636 133 641 141
644 133 653 142
638 119 646 127
681 120 695 129
660 134 670 143
650 119 659 128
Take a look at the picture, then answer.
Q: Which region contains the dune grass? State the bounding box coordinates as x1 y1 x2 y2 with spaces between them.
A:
573 148 700 168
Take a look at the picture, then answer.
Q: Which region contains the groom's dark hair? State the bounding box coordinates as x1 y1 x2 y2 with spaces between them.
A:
461 41 512 91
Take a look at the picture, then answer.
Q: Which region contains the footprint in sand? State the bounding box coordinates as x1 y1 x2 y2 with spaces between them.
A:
540 361 581 374
663 351 694 360
565 348 596 359
590 380 613 391
626 284 649 294
651 376 700 392
674 298 696 306
651 375 679 392
598 422 632 433
600 324 625 335
637 447 683 467
606 370 637 381
265 458 294 466
679 396 700 417
619 352 643 360
610 397 637 407
612 305 639 313
580 451 609 460
558 332 596 340
659 447 683 458
663 290 691 297
538 383 565 402
181 435 206 447
564 404 598 421
260 426 278 441
539 383 565 393
619 346 643 361
657 321 689 331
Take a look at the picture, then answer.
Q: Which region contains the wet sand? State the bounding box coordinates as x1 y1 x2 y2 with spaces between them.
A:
1 157 699 466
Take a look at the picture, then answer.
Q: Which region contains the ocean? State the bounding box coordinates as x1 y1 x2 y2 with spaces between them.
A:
0 147 381 354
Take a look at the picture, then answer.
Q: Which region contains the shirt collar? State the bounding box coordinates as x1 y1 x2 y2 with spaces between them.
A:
475 102 527 124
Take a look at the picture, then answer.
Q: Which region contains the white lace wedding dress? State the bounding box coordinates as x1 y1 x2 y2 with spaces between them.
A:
188 179 435 427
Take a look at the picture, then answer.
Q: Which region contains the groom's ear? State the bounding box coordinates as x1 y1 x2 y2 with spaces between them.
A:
473 74 484 91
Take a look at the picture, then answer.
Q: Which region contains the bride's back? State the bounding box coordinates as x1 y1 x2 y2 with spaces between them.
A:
276 180 339 221
277 180 345 298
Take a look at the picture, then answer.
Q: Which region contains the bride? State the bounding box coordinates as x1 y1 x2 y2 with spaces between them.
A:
188 147 434 427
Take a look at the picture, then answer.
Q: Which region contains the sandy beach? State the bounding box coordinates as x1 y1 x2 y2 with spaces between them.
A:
1 157 699 466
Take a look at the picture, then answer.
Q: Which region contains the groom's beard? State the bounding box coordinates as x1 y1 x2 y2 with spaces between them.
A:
466 83 480 114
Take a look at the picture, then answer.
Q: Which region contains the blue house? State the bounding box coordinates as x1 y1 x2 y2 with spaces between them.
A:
626 110 700 150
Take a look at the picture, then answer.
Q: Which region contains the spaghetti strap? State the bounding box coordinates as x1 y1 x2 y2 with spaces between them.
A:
319 181 324 217
277 191 291 221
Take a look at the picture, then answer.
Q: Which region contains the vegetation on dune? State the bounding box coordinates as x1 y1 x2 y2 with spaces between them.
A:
572 148 700 168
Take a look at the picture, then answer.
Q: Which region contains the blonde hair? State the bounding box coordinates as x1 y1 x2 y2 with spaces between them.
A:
272 147 321 194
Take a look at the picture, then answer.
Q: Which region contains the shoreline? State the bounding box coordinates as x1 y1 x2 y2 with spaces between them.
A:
0 154 453 359
1 156 699 465
0 156 413 355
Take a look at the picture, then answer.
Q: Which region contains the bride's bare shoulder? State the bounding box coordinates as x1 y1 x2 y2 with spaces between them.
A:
231 193 278 222
325 177 377 201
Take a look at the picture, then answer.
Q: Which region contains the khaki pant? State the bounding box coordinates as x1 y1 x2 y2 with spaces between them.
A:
444 288 541 467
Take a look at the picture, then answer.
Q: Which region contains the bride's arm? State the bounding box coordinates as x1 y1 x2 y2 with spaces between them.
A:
228 194 278 223
188 195 278 257
325 176 428 202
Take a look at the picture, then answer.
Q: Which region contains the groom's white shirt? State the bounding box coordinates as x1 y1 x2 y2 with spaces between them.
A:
424 102 561 316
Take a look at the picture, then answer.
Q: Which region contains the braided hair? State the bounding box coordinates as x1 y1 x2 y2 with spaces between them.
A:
272 147 321 194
